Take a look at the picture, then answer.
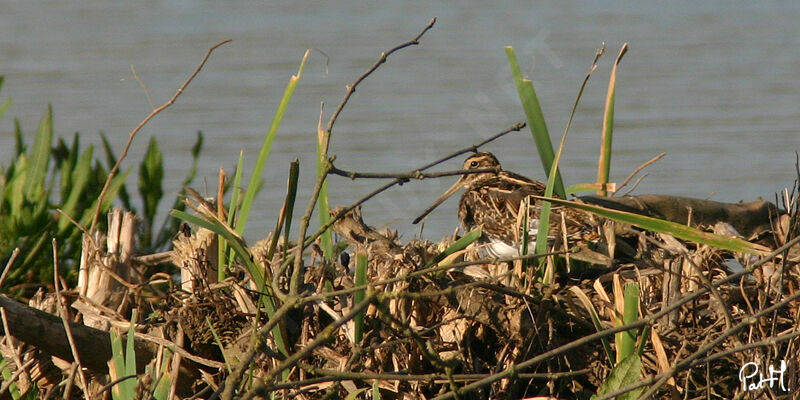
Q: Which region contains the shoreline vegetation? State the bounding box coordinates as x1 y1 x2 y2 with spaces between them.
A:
2 19 799 399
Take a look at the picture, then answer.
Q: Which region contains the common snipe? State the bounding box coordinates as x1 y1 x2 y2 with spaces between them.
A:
413 152 595 258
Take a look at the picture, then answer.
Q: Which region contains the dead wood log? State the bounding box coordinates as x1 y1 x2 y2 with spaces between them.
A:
0 295 154 374
578 194 783 240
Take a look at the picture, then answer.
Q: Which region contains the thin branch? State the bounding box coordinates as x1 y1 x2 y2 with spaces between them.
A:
52 239 89 395
325 18 436 140
0 248 20 289
121 64 155 111
614 152 666 195
90 39 231 233
329 166 499 180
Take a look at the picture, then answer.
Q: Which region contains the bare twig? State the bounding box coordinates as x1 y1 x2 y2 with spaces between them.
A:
121 64 155 111
0 247 20 289
52 239 89 396
329 166 499 180
614 152 666 195
324 18 436 141
0 308 29 392
90 39 231 233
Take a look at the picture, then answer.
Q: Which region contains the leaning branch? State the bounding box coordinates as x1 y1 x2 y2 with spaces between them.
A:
90 39 231 233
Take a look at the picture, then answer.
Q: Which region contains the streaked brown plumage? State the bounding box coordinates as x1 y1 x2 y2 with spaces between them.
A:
414 152 594 257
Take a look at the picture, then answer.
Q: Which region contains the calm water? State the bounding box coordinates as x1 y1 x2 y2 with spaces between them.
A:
2 1 799 243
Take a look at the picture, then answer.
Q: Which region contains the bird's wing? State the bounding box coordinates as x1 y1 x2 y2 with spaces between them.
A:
459 176 546 244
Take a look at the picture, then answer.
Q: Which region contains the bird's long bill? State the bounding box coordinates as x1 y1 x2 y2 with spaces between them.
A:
412 178 463 224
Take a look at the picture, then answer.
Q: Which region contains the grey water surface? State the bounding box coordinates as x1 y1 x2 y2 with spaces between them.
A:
1 1 799 243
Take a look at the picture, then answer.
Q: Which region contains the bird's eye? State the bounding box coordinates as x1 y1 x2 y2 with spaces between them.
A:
469 161 479 168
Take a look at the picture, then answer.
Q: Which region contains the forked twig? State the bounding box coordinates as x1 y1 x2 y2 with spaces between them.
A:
615 152 666 195
90 39 231 233
324 18 436 141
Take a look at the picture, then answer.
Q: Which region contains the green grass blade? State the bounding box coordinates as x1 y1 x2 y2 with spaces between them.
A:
139 136 164 245
109 328 136 400
533 46 603 274
505 46 565 198
58 144 94 232
617 282 639 362
0 76 12 122
316 126 333 262
267 160 299 261
24 105 52 200
566 183 605 195
237 50 310 234
373 380 382 400
353 250 368 344
205 317 232 374
531 195 771 255
223 150 247 271
568 286 615 366
125 309 138 378
597 44 628 196
426 228 482 267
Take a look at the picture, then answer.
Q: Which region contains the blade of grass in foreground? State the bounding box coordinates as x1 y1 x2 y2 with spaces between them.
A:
426 228 482 268
237 49 310 234
597 43 628 196
533 45 605 280
353 250 368 344
316 108 334 262
505 46 565 199
530 195 771 255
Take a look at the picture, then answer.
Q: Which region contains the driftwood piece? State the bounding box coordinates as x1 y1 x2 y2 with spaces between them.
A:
0 295 154 374
578 194 783 240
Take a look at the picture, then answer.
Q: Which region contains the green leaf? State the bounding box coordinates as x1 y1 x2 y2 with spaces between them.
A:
617 282 639 362
0 356 22 399
426 228 482 267
344 387 368 400
237 49 310 234
109 327 136 400
373 380 382 400
316 130 333 262
24 105 52 200
505 46 565 199
139 136 164 244
125 309 138 377
597 44 628 196
593 353 644 400
206 317 232 374
58 144 94 232
532 195 771 255
353 250 368 344
0 76 11 122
